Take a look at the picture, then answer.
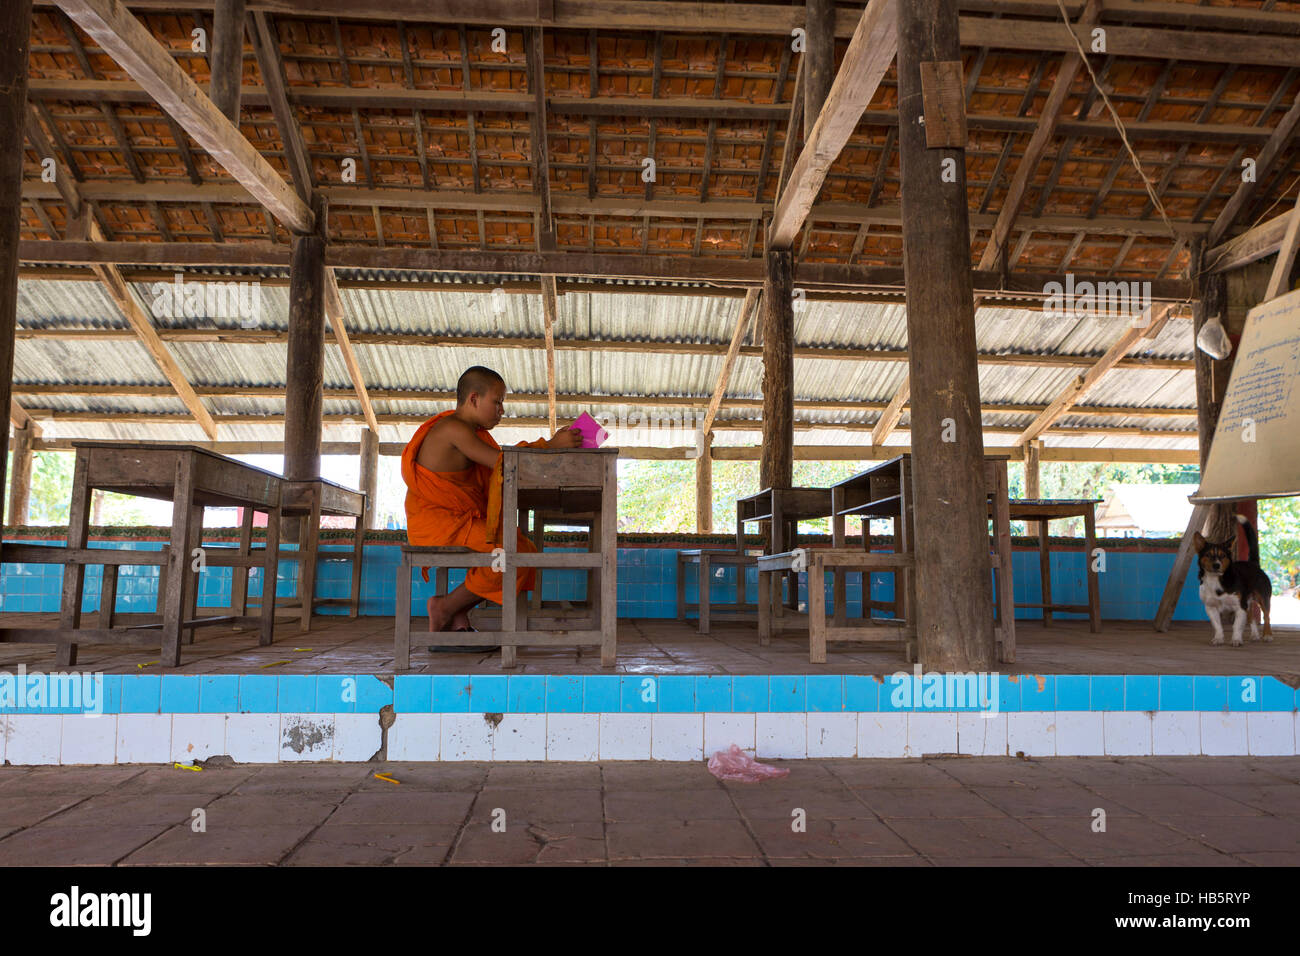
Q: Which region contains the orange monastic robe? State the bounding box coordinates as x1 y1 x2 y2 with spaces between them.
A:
400 410 543 606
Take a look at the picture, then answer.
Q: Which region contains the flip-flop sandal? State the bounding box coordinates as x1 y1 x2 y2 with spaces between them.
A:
430 627 500 653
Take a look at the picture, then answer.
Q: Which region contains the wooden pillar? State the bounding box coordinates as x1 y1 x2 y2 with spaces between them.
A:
803 0 835 141
1190 239 1236 544
1025 439 1042 499
7 423 31 526
760 249 794 491
359 426 379 530
896 0 995 671
0 1 31 552
696 433 713 534
211 0 247 124
283 200 327 538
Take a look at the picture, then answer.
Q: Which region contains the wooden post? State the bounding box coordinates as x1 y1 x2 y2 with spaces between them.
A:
7 423 32 525
1025 438 1042 499
760 248 794 491
695 433 713 533
1191 239 1236 544
359 426 379 529
896 0 995 671
803 0 835 141
283 199 327 539
0 1 32 552
210 0 246 124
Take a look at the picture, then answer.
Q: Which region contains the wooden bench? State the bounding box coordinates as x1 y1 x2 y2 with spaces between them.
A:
758 549 916 663
394 545 500 669
675 548 758 634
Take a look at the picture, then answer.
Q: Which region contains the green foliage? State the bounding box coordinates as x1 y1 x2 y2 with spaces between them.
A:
1259 497 1300 591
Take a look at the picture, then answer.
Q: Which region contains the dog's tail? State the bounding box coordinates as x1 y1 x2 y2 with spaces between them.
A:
1235 513 1260 565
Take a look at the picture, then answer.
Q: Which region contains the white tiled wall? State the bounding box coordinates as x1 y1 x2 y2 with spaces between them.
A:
0 710 1295 764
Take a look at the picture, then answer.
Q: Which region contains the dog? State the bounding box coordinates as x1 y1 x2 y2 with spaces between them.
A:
1193 514 1273 646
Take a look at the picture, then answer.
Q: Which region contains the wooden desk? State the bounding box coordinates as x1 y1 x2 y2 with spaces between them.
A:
736 487 834 618
828 455 1016 662
1007 498 1103 633
0 442 283 666
499 447 618 668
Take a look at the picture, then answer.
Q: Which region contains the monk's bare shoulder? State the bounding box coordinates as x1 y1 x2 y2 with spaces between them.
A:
416 416 476 472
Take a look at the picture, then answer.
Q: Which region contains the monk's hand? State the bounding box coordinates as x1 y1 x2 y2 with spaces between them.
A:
547 426 583 449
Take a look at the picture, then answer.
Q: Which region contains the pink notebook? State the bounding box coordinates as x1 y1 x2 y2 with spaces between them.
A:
570 412 609 448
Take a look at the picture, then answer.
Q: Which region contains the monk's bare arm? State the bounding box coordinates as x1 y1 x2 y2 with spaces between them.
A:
416 418 499 472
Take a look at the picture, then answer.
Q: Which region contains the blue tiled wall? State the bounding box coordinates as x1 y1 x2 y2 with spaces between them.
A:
3 672 1296 715
0 540 1206 621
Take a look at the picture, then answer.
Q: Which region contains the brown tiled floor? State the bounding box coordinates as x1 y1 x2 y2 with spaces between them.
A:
0 613 1296 675
1 757 1298 865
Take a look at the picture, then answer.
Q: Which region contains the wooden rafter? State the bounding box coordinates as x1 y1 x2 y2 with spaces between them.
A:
1206 211 1293 274
701 288 760 437
9 401 43 440
24 105 217 438
540 275 558 434
1014 304 1176 447
56 0 314 234
1263 186 1300 302
527 27 554 250
871 375 909 446
977 0 1099 272
768 0 897 249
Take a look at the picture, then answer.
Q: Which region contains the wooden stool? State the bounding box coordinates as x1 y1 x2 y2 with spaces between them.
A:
676 549 758 634
758 549 917 664
394 545 499 670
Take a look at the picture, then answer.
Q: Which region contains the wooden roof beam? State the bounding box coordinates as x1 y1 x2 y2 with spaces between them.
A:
1206 85 1300 249
870 375 908 446
1264 185 1300 303
24 105 217 439
55 0 313 234
1205 212 1293 274
977 0 1099 272
701 287 760 437
10 402 43 440
767 0 897 249
1014 303 1175 447
540 275 558 433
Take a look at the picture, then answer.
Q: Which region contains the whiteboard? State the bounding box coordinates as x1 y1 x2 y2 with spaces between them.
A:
1192 286 1300 503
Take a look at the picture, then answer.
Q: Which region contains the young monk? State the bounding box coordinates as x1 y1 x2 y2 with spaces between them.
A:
401 366 581 641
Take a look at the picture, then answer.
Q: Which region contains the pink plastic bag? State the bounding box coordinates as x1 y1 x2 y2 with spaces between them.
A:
707 744 790 782
569 412 609 449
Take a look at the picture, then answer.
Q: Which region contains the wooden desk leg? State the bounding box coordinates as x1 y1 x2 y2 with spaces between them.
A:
160 458 195 667
183 502 203 644
500 456 519 670
530 510 544 612
771 499 786 622
435 566 449 599
993 461 1015 662
599 457 618 667
56 453 91 667
809 555 827 664
757 569 771 646
231 504 254 620
259 505 281 647
831 488 846 627
675 553 687 621
97 564 117 629
585 512 600 615
784 519 798 612
298 488 323 633
1038 519 1053 627
698 553 711 635
348 515 364 619
1084 508 1102 633
395 559 411 670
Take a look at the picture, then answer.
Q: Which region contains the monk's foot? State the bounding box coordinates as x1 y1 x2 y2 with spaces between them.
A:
427 595 454 633
450 608 474 631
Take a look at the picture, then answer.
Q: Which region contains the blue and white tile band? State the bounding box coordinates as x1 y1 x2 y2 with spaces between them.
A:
3 672 1298 715
2 671 1297 764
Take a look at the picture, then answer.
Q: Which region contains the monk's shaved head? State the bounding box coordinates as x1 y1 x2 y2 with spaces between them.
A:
456 366 506 405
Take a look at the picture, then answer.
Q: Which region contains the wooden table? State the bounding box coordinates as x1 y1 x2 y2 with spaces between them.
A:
1007 498 1103 633
828 455 1016 662
499 447 618 668
0 442 282 666
275 479 367 631
736 487 834 619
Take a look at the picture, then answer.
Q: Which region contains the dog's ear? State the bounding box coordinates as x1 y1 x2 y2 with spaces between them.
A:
1193 532 1207 552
